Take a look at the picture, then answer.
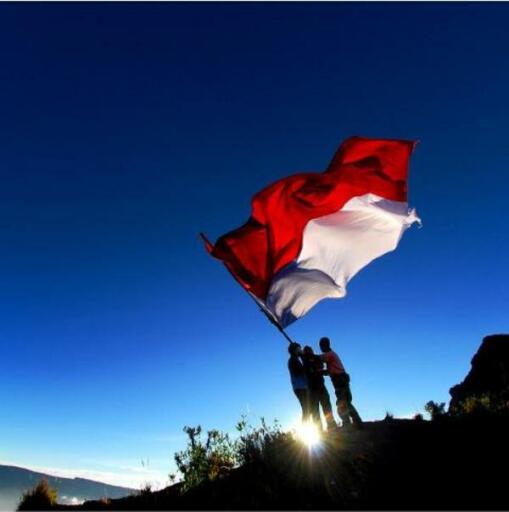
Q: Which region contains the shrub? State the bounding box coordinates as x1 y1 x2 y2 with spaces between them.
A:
139 483 152 496
235 416 287 467
174 425 237 493
450 393 509 417
424 401 446 420
18 479 57 511
174 417 288 494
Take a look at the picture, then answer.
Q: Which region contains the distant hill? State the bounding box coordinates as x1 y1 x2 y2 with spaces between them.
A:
0 465 134 511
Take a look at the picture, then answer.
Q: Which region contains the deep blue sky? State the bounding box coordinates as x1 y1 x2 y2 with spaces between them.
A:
1 2 508 488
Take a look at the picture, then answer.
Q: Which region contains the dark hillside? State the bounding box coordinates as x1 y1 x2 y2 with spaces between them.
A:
56 416 509 510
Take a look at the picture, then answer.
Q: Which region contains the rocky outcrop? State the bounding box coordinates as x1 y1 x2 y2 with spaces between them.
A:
449 334 509 410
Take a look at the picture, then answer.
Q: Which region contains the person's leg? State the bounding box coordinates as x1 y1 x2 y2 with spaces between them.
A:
318 386 337 430
294 389 308 422
303 389 313 423
337 398 351 426
343 379 363 425
331 375 352 426
309 389 321 427
348 402 363 426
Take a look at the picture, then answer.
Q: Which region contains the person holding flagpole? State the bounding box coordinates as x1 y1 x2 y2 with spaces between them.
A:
302 345 337 432
319 337 363 428
287 342 311 422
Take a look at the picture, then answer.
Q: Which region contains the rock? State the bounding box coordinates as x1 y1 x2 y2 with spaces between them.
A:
449 334 509 410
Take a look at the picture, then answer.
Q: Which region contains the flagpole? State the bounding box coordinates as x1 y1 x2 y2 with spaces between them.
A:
245 291 295 345
200 233 295 345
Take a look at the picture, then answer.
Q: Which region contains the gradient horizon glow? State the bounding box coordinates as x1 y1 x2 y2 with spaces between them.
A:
1 3 508 489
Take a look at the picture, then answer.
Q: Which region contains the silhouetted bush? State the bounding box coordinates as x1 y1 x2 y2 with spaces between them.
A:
383 411 394 421
174 425 237 492
235 415 288 466
174 417 289 494
424 401 447 420
17 479 57 511
450 393 509 418
138 483 152 497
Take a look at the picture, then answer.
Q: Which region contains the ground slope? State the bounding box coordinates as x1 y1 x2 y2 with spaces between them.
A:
56 416 509 510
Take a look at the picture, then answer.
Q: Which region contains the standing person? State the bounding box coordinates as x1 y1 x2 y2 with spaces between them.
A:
319 337 363 427
302 345 337 432
288 342 310 422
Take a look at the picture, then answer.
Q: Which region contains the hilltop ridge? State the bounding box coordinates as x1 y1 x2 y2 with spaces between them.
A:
57 416 509 510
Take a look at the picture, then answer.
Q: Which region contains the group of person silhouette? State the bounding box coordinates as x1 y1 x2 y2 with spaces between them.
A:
288 337 363 431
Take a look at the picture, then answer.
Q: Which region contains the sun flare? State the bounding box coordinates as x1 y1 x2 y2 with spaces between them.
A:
294 420 321 448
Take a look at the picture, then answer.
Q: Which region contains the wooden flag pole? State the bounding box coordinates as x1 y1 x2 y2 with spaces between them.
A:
200 233 295 345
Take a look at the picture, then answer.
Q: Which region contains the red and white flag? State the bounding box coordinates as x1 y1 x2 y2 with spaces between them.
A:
203 137 420 327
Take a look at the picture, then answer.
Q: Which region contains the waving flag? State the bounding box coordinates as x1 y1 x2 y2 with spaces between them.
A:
202 137 420 327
